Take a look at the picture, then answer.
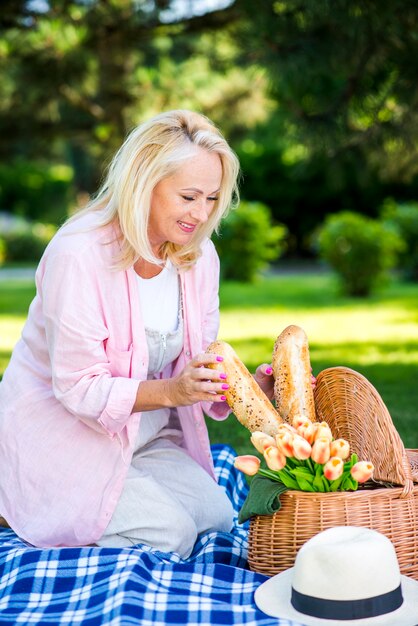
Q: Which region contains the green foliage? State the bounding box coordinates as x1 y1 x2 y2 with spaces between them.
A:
238 0 418 181
317 211 404 296
213 201 288 282
1 220 56 264
381 199 418 281
0 160 74 224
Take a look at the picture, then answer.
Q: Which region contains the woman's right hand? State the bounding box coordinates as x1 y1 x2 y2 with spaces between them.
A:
167 352 229 407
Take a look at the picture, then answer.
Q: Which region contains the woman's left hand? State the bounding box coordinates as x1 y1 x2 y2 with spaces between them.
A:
254 363 317 401
253 363 274 400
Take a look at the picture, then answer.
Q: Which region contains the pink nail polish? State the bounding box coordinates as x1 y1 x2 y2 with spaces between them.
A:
265 367 273 375
216 356 224 362
220 373 227 380
220 395 227 401
222 384 229 390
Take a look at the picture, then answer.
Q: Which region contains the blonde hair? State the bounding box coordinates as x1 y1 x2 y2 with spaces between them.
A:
68 109 240 269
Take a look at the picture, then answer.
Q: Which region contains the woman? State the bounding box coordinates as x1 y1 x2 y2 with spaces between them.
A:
0 110 274 556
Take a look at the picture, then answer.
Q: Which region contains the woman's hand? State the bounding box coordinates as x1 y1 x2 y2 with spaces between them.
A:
253 363 274 400
167 353 229 407
253 363 317 401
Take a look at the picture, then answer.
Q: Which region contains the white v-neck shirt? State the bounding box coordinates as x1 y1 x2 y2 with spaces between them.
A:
136 260 180 333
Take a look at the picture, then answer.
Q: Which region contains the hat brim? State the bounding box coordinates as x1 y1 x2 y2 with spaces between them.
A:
254 569 418 626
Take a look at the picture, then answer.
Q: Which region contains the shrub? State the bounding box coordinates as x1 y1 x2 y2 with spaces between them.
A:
317 211 404 296
0 238 5 266
213 201 288 282
381 199 418 281
1 215 56 264
0 160 74 225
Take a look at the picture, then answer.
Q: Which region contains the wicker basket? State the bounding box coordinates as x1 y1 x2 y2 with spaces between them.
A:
248 366 418 580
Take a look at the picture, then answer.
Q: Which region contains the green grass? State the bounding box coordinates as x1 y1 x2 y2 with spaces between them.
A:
207 273 418 454
1 273 417 455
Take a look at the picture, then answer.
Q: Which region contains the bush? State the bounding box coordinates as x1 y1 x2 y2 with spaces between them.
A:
0 159 74 225
213 201 288 282
381 199 418 281
317 211 404 296
0 214 56 264
0 238 5 265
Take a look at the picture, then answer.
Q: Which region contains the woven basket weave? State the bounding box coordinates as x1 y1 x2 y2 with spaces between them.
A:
248 366 418 580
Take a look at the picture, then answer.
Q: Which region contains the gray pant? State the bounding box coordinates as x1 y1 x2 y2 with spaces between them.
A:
97 437 234 558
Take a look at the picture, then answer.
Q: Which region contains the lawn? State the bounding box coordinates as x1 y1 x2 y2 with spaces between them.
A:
1 272 417 455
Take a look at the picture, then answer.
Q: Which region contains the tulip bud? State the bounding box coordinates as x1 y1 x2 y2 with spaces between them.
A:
250 431 276 454
292 435 312 460
323 457 344 481
277 423 298 435
297 418 316 444
275 431 294 457
292 414 309 429
234 455 260 476
314 421 333 442
310 437 331 464
351 461 374 483
264 446 286 471
330 438 350 460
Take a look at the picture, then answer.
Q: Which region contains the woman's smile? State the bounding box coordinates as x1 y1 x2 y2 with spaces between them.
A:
177 220 197 233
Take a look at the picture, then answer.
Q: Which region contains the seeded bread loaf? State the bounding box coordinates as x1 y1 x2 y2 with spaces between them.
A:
272 325 316 423
206 340 282 436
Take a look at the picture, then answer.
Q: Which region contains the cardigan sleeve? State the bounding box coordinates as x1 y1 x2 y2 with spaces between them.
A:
40 251 139 437
199 241 231 422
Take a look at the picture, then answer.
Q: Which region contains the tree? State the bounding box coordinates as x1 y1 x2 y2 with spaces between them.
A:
236 0 418 182
0 0 245 195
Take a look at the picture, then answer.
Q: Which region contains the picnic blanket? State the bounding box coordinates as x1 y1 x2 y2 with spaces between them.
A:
0 444 304 625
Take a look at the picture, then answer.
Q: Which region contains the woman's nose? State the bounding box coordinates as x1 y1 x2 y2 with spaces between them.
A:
190 199 211 223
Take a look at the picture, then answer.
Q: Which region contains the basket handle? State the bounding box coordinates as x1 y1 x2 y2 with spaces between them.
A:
314 366 414 498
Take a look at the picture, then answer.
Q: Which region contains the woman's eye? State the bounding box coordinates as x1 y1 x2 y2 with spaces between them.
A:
182 196 195 202
208 197 219 202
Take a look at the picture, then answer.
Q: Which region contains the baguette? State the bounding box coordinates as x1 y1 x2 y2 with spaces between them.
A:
206 340 282 436
272 325 316 423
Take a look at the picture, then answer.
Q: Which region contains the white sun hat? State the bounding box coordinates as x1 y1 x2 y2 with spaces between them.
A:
254 526 418 626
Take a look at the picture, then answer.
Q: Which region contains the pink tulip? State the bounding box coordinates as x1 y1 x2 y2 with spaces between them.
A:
314 421 333 442
275 431 294 457
264 446 286 471
277 423 298 435
250 431 276 454
292 414 309 429
323 457 344 481
351 461 374 483
234 455 261 476
296 418 316 444
292 435 312 460
330 438 350 460
310 437 331 464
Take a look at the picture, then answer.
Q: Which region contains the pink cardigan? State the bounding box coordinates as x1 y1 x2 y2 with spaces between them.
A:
0 213 230 547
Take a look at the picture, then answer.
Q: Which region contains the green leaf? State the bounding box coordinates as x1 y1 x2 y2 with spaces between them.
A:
291 468 314 483
313 473 325 492
295 475 315 491
329 475 344 491
321 476 331 492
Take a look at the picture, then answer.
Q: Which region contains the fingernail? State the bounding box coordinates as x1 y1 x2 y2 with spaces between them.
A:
216 356 224 362
265 367 273 375
220 395 227 401
220 373 227 380
222 384 229 390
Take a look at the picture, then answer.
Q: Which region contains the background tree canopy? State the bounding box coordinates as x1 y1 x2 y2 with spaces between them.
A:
1 0 418 255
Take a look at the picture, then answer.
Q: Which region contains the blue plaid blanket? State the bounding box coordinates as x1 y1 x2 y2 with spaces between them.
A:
0 444 303 625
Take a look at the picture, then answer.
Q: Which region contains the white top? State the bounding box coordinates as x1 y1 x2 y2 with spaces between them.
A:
136 260 180 333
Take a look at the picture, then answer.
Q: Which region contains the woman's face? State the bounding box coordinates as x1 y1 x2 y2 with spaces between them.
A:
148 147 223 255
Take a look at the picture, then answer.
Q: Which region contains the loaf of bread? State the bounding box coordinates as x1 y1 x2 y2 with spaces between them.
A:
272 325 316 423
206 340 282 436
